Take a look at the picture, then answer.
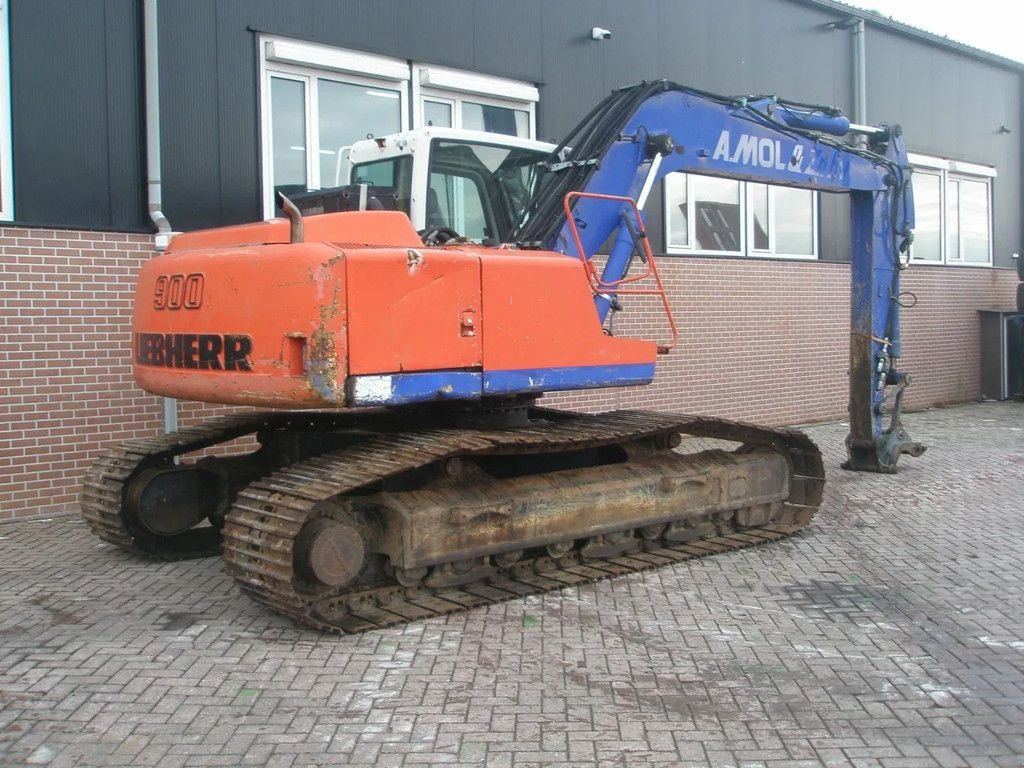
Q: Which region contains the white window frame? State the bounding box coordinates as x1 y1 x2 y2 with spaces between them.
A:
0 1 13 221
259 36 411 217
664 173 819 260
412 63 537 138
908 152 996 266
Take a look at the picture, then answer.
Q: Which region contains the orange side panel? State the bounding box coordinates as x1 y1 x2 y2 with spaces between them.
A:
132 242 349 408
479 251 656 371
346 248 482 375
167 211 422 253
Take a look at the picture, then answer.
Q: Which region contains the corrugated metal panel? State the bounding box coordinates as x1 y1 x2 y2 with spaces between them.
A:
105 0 145 229
9 0 144 230
471 1 544 82
213 2 260 227
159 0 222 230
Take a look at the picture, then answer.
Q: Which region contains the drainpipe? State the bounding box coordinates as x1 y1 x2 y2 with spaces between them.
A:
851 18 867 148
143 0 177 433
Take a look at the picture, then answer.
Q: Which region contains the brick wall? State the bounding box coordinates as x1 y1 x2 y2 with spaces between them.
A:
545 258 1019 422
1 227 1018 520
2 228 160 519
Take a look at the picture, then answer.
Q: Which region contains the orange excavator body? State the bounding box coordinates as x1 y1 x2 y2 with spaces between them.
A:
132 210 657 409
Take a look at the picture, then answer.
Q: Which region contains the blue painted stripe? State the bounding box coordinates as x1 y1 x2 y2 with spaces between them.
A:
483 363 655 395
347 371 482 406
347 363 655 406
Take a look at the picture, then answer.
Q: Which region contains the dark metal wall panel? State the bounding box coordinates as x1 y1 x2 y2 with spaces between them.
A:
213 2 260 228
104 2 145 229
472 1 545 85
867 26 1021 269
9 0 144 230
159 0 222 230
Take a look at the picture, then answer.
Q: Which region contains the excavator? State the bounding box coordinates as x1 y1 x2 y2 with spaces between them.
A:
81 81 924 633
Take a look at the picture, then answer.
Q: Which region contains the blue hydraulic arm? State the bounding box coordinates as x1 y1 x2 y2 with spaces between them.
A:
512 81 924 472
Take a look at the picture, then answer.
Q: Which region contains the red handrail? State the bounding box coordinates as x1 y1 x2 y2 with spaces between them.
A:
562 191 678 353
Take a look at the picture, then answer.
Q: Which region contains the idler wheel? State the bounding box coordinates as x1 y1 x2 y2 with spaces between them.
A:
294 518 365 588
126 466 219 536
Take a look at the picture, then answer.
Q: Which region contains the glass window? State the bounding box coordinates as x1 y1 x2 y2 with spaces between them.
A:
350 156 414 216
911 172 942 262
960 179 990 263
318 80 401 186
261 41 409 215
908 156 994 266
665 173 817 259
774 187 814 255
693 176 742 252
426 140 547 243
424 100 453 128
462 102 530 137
266 73 403 207
945 180 960 262
270 77 308 200
666 174 689 248
260 40 539 217
428 173 488 240
750 184 769 251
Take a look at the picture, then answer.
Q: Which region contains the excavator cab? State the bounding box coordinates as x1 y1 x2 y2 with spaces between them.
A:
346 128 556 243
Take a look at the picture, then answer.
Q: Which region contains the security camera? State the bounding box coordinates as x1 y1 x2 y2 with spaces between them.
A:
591 27 612 40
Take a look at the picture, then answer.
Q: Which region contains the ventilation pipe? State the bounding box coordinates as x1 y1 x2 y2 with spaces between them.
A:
143 0 177 433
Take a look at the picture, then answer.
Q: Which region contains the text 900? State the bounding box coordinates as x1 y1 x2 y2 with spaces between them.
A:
154 273 204 309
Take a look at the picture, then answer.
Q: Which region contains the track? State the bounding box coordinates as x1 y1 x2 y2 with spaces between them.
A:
220 410 824 633
80 413 274 558
79 412 361 559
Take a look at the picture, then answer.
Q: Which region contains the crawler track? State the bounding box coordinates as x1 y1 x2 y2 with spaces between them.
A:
80 413 274 558
79 412 362 559
221 410 824 633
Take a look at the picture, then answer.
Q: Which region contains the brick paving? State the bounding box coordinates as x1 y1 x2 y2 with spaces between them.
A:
0 401 1022 768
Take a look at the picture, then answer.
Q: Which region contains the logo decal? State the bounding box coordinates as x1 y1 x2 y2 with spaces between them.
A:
135 333 253 371
711 130 807 173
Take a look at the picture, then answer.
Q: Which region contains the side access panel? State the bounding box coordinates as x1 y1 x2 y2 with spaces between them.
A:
478 251 657 394
345 248 483 404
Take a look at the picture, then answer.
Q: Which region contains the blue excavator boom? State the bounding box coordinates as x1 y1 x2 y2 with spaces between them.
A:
512 81 923 472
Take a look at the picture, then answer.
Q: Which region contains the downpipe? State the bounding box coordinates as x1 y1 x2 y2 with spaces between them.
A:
144 0 177 433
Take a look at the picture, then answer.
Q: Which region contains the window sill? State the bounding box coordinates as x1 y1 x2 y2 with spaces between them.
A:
909 259 995 268
660 250 824 265
664 248 819 262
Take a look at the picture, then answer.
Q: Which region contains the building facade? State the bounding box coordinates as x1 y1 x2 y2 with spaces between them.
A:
1 0 1020 520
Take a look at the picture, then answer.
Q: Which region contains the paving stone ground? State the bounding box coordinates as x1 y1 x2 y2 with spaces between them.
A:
1 401 1022 768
